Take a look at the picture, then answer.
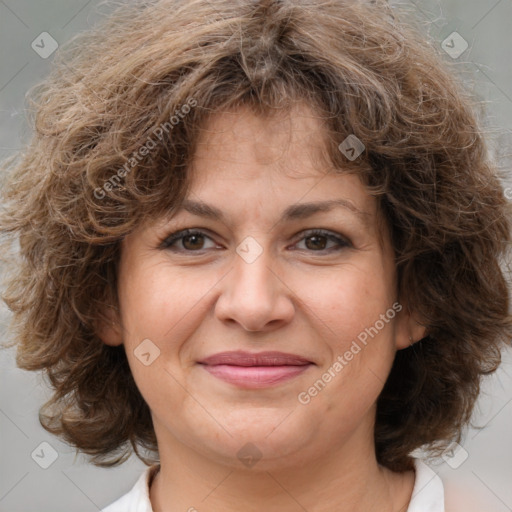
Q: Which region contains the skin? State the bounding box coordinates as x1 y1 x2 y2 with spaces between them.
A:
99 103 426 512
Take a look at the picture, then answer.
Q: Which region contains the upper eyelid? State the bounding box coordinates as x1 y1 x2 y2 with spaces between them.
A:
160 227 350 249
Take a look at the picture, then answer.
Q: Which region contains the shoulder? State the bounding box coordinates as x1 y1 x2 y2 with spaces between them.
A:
410 459 492 512
443 475 495 512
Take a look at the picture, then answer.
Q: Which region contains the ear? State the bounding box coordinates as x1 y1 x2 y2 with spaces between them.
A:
96 307 123 347
394 302 427 350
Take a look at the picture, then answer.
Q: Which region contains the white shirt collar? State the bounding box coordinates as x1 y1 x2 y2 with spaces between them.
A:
407 459 445 512
101 464 158 512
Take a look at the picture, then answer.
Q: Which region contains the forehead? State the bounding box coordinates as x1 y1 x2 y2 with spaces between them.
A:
190 103 335 181
164 104 383 237
129 103 392 253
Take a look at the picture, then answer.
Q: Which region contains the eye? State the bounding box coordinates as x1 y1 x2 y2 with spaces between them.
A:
159 228 351 254
292 229 351 252
160 229 218 252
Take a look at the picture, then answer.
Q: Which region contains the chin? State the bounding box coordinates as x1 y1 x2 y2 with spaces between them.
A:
183 411 319 471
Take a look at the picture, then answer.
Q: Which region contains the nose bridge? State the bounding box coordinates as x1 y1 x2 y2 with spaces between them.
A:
214 234 294 331
232 234 276 301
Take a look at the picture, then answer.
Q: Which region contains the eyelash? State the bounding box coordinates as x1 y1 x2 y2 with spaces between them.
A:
159 228 351 254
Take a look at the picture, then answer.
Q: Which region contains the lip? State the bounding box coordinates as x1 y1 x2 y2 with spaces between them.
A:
198 350 314 389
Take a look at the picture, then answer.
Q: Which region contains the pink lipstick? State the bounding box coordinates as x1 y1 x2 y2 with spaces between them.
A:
198 350 314 388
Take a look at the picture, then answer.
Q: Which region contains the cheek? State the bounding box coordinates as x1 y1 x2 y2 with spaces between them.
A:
297 261 397 401
299 261 395 342
117 263 219 394
118 263 213 344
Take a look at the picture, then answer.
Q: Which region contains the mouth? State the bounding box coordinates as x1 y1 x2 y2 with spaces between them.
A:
198 350 314 389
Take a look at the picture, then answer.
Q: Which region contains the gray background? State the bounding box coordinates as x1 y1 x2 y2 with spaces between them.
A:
1 0 512 511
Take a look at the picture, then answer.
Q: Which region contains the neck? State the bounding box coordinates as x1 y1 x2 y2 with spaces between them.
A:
149 421 415 512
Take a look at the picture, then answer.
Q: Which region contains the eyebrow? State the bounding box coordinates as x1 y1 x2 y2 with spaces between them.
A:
175 198 371 226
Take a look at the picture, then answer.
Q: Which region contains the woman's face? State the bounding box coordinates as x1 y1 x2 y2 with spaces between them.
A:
101 104 424 470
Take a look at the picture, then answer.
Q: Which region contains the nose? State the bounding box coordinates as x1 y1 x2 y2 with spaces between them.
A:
214 242 295 332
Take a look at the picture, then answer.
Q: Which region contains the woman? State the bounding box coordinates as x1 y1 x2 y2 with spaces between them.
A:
0 0 510 510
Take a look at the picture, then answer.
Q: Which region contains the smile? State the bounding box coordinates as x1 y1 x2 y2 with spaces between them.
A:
198 350 314 389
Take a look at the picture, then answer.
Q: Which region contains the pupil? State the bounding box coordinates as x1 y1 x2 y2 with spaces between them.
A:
306 235 326 250
183 234 203 250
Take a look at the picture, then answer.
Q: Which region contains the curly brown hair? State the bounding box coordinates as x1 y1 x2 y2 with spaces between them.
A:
1 0 511 473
